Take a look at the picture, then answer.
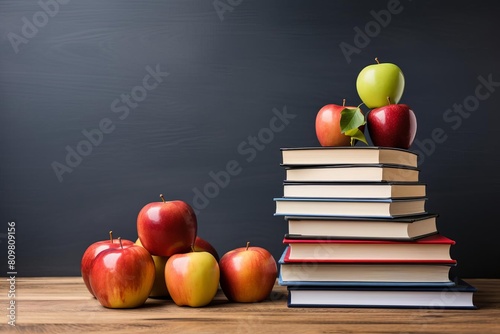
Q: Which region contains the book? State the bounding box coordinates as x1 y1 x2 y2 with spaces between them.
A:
282 234 456 263
274 197 427 218
285 214 438 240
283 182 426 199
281 146 418 168
278 247 454 286
285 165 419 183
286 279 476 309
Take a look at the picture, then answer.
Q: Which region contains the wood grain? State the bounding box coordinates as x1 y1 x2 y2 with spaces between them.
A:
1 277 499 333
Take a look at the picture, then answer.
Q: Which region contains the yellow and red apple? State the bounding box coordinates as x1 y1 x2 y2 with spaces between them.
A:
80 231 134 297
165 251 219 307
135 238 169 298
89 238 155 308
219 242 277 303
194 236 219 262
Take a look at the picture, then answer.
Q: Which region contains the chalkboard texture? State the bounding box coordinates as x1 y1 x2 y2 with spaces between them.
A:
1 0 499 277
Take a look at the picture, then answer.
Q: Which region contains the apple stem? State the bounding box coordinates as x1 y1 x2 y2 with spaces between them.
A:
109 230 113 243
118 237 123 249
375 57 380 64
159 194 166 203
246 241 250 251
191 244 195 252
387 96 392 105
342 99 346 107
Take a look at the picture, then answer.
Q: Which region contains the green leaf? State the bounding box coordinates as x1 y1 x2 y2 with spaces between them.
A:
340 107 366 133
340 107 367 146
344 128 368 146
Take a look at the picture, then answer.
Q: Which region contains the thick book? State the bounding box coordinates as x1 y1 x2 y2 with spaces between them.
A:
283 182 426 199
278 247 454 286
282 234 456 263
285 164 419 183
281 146 418 168
286 279 477 309
274 197 427 218
285 214 438 240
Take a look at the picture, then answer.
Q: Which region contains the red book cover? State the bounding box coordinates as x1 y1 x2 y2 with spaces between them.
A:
283 234 455 245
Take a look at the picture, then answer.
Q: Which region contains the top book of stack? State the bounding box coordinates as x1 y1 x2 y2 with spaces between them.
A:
281 147 418 168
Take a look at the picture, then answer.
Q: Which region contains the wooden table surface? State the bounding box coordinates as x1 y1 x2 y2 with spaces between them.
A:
2 278 500 333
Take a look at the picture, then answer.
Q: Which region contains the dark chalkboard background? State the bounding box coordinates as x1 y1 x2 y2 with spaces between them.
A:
1 0 499 277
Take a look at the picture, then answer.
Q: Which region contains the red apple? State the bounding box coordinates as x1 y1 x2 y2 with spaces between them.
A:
194 236 219 262
219 242 277 303
137 194 197 257
367 100 417 149
165 250 220 307
89 238 155 308
315 101 364 146
80 231 134 297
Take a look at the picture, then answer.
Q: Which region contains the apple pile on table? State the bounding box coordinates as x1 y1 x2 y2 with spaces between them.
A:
81 194 277 309
315 58 417 149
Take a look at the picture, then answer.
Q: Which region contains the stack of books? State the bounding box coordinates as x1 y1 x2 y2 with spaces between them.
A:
274 146 476 309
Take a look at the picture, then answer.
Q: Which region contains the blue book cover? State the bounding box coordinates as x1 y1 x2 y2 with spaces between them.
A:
286 279 477 309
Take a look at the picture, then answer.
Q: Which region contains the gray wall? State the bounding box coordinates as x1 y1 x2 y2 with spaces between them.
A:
1 0 499 277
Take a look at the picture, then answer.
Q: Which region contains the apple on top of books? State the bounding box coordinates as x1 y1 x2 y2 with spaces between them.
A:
315 99 366 147
367 96 417 150
356 57 405 109
315 57 417 150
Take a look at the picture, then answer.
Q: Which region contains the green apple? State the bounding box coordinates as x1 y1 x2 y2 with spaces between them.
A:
356 58 405 108
165 251 220 307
